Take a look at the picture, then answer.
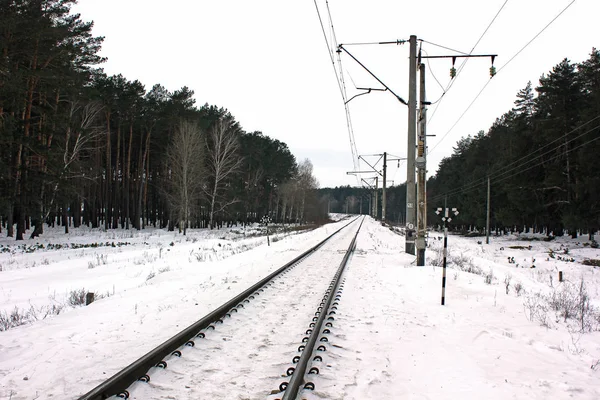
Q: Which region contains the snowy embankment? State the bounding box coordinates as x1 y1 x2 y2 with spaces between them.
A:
0 217 599 399
304 223 600 399
0 223 311 321
0 220 341 399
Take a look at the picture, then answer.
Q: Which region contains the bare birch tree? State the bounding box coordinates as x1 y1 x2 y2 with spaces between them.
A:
165 120 204 235
296 159 318 223
205 115 242 228
30 100 104 238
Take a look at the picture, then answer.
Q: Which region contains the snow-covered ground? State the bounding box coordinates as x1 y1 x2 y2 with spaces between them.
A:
0 217 599 399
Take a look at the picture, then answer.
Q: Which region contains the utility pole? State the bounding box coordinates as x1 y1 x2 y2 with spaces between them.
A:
406 34 417 255
338 38 495 251
382 152 387 223
436 201 459 305
486 177 491 244
374 176 379 219
356 153 402 222
416 62 427 266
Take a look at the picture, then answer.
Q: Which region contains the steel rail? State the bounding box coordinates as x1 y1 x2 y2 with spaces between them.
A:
78 217 359 400
280 216 365 400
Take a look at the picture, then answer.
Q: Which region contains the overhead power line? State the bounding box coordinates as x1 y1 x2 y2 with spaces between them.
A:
426 0 510 125
313 0 360 183
429 0 576 155
496 0 575 75
429 115 600 203
312 0 344 100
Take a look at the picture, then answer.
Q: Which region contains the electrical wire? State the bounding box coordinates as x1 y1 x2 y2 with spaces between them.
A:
313 0 360 183
496 0 575 75
327 1 361 179
429 0 576 155
422 48 448 105
313 0 345 101
434 114 600 198
428 117 600 203
419 40 469 55
429 124 600 203
492 114 600 177
426 0 509 127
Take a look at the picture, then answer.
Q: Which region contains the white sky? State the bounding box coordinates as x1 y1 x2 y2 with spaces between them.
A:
73 0 599 188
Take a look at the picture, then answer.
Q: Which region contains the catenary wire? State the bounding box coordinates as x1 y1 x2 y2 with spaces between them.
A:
428 0 576 154
492 114 600 176
313 0 360 182
428 118 600 202
426 0 509 126
429 124 600 203
429 114 600 198
327 0 361 178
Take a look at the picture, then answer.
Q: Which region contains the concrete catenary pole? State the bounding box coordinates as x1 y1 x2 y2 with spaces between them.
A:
405 35 418 255
374 176 379 219
382 152 387 223
486 176 491 244
416 63 427 266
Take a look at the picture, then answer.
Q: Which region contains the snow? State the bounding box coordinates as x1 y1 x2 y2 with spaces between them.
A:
0 218 599 399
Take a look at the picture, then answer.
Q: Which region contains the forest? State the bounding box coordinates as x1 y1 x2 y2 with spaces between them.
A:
0 0 325 240
427 49 600 236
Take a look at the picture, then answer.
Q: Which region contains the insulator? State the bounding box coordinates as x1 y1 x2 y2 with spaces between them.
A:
450 67 457 79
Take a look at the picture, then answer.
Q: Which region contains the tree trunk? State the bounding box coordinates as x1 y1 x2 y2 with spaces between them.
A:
62 203 69 234
209 183 217 229
113 123 120 229
6 202 14 237
125 123 133 229
105 110 111 231
143 146 150 228
136 129 151 230
73 196 81 228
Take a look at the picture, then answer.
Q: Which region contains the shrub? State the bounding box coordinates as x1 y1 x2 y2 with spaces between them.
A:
525 278 600 333
484 269 494 285
68 288 87 307
524 292 551 328
0 307 27 331
449 253 483 275
0 303 65 331
582 259 600 267
514 282 524 296
504 274 512 294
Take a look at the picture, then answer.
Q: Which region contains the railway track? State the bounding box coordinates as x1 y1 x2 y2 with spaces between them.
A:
78 216 364 400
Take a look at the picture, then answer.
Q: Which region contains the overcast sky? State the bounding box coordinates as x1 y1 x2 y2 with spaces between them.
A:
73 0 598 189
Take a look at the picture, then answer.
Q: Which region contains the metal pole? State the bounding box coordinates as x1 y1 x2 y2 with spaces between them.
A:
441 208 448 305
382 152 387 223
416 63 427 266
486 177 491 244
376 177 379 218
405 35 417 255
